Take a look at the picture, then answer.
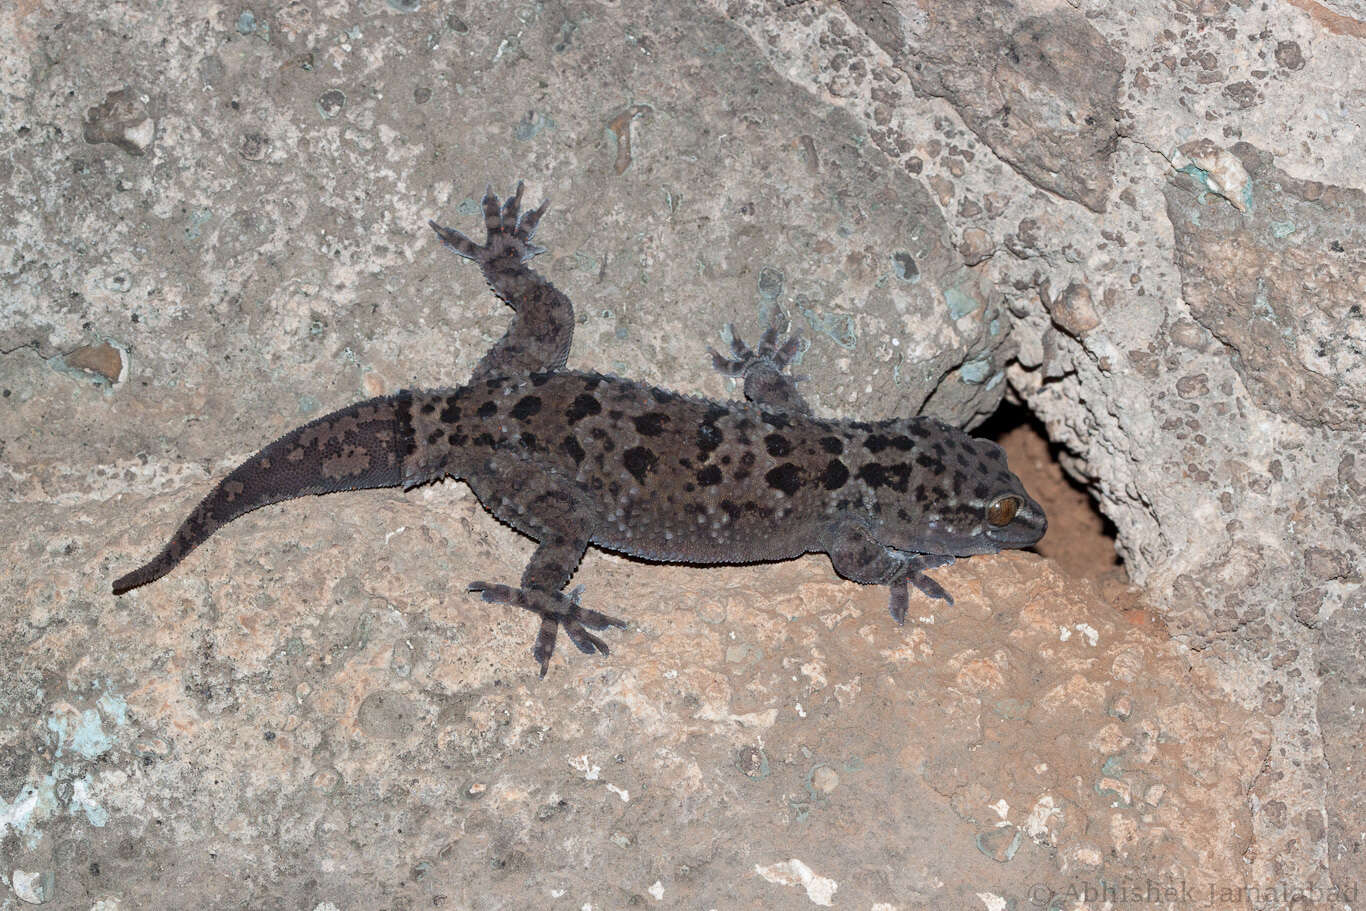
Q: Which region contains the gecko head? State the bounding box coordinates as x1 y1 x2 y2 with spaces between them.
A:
871 427 1047 557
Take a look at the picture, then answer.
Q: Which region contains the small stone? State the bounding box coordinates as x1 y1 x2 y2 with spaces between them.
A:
64 342 125 383
758 266 785 302
1045 281 1100 337
1274 40 1304 70
83 88 155 156
892 251 919 282
12 869 55 904
958 227 994 265
736 745 768 778
1168 318 1207 349
318 89 346 119
810 766 839 793
975 826 1022 863
239 131 269 161
1106 693 1132 720
236 10 256 34
1175 373 1210 398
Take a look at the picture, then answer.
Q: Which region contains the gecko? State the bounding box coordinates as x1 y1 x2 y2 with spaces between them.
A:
113 182 1047 676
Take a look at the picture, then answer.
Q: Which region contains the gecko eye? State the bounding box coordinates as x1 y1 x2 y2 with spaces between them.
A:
986 495 1021 527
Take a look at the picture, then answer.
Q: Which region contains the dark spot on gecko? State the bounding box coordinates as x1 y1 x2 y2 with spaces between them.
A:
720 454 731 465
426 430 442 445
822 459 849 490
955 451 970 467
634 412 670 436
439 399 461 423
764 434 792 457
684 483 696 492
736 417 754 432
562 435 586 465
608 480 621 497
566 394 601 424
864 434 890 454
697 423 723 453
932 441 946 457
510 396 542 421
697 465 722 486
720 500 741 521
446 432 467 446
857 462 887 488
420 402 436 415
761 412 790 429
477 401 498 418
908 423 931 438
916 454 944 473
608 409 624 421
519 432 538 450
395 395 417 457
623 446 658 484
474 433 495 447
819 436 843 455
765 463 802 496
849 420 874 432
530 372 552 386
650 387 675 404
857 462 911 492
892 435 913 451
974 482 990 500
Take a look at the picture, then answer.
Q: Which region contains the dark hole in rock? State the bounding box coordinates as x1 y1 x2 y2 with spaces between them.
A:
978 401 1124 586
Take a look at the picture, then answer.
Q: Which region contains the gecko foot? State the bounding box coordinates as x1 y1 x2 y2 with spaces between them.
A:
468 581 627 677
709 315 809 413
710 321 802 379
887 556 956 625
429 181 549 267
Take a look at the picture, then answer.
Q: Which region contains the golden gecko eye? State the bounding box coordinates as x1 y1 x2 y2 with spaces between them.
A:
986 495 1021 527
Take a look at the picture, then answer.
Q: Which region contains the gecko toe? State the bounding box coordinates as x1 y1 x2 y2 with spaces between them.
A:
909 572 954 606
888 580 910 625
563 619 610 656
468 579 624 673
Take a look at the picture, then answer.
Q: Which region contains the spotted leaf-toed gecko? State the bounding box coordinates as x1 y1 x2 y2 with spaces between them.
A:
113 183 1047 676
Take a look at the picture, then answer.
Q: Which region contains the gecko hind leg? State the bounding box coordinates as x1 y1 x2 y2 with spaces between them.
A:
468 581 627 678
709 313 810 414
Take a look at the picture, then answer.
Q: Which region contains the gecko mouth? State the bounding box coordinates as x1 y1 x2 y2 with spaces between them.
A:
985 507 1047 547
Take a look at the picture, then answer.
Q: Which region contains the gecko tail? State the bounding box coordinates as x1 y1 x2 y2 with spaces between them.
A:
112 391 415 595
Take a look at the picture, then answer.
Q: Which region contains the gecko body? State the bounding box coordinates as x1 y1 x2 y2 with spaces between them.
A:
114 184 1047 675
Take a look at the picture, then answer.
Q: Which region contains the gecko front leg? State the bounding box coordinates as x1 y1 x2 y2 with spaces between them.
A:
429 182 575 380
822 519 955 625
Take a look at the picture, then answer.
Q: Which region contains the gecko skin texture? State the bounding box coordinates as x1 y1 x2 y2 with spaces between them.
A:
113 182 1047 676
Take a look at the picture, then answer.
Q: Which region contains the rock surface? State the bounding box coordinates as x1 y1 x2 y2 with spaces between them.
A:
2 0 1362 908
